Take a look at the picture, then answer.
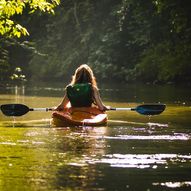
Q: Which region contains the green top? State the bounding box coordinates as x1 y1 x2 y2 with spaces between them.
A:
66 83 93 107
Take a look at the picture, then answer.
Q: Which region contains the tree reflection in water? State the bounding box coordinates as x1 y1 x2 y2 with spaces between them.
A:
48 126 107 190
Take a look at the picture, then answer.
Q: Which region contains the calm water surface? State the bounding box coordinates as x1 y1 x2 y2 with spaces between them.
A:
0 84 191 191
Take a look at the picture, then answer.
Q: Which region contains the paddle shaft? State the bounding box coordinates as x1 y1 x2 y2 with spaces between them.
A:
110 108 134 111
29 108 53 112
29 107 134 112
32 107 134 112
31 108 133 111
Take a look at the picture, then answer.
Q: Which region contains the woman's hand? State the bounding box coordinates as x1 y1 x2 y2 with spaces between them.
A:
54 105 64 111
101 105 111 111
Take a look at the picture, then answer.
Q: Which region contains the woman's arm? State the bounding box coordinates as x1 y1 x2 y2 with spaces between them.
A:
55 93 70 111
92 86 109 111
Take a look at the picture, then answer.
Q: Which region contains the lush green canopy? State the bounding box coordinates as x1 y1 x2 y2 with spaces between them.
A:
1 0 191 85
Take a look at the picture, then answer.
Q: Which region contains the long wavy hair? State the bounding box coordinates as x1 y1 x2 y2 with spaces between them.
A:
70 64 98 88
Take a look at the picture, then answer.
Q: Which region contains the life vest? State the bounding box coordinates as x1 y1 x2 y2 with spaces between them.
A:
66 83 93 107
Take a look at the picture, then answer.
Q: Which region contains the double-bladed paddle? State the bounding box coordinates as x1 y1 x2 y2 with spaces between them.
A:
0 103 166 116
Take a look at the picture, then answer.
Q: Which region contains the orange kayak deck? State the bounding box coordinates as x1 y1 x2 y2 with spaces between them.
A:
51 107 107 127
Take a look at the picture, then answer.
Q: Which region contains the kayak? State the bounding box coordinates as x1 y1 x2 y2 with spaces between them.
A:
51 107 107 127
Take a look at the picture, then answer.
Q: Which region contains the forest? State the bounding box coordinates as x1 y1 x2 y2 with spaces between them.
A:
0 0 191 85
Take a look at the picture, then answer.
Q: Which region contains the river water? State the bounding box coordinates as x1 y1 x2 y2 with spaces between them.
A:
0 84 191 191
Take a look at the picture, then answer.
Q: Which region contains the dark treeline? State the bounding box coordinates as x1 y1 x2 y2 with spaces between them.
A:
1 0 191 85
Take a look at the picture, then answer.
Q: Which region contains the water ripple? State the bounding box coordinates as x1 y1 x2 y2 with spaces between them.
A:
153 181 191 188
86 154 191 168
91 133 190 141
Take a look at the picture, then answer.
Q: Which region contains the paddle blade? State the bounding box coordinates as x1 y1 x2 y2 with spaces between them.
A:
135 104 166 115
0 104 30 116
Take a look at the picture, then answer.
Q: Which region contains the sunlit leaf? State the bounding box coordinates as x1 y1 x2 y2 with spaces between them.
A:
0 0 60 38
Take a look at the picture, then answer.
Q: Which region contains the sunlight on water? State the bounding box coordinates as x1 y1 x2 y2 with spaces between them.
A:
109 120 169 127
0 139 45 146
89 134 190 140
153 181 191 188
0 92 191 190
117 134 190 140
0 142 17 145
147 122 168 127
85 154 191 169
0 119 51 127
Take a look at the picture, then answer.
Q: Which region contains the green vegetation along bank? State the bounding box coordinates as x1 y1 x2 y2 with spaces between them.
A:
0 0 191 85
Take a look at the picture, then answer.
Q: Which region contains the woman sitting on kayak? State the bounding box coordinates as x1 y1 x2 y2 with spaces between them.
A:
55 64 109 111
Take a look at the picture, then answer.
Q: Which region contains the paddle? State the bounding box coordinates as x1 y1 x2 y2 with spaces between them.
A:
0 104 53 117
0 103 166 116
110 104 166 115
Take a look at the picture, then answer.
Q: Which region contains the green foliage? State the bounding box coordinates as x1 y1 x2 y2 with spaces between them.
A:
10 67 27 84
135 41 191 83
0 0 60 38
0 45 10 83
1 0 191 84
0 0 60 83
133 0 191 83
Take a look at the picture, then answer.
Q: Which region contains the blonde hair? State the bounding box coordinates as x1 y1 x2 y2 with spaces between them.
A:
70 64 97 88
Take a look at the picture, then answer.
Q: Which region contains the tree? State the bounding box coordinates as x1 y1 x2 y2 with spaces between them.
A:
0 0 60 37
26 0 191 84
0 0 60 84
1 0 190 85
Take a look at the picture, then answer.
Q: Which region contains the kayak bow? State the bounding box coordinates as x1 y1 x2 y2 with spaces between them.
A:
51 107 107 127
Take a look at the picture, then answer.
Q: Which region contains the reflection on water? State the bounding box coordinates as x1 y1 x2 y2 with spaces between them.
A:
0 85 191 190
1 119 52 128
0 126 108 190
5 85 26 96
97 134 190 140
0 121 190 190
87 153 191 168
153 181 191 188
1 84 191 104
